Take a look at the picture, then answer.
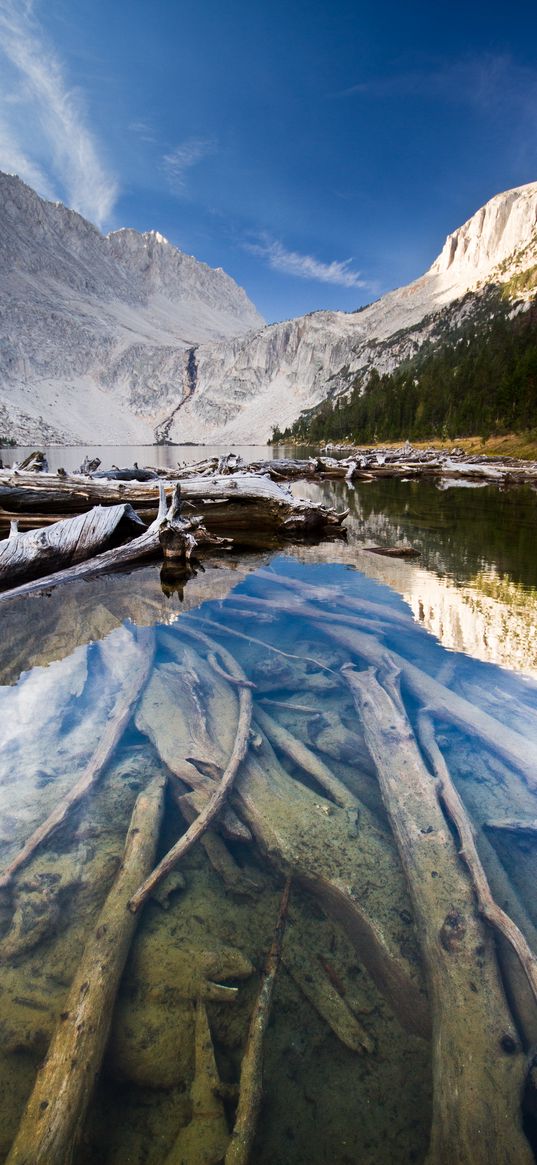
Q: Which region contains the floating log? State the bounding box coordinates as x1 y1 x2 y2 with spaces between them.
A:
0 627 155 890
6 774 166 1165
343 664 532 1165
0 471 348 544
225 878 291 1165
0 503 145 588
129 628 252 913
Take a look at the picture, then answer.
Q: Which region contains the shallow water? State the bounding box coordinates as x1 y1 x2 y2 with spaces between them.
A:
0 459 537 1163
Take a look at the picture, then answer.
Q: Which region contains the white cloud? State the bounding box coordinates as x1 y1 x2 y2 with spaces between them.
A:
162 137 215 194
245 234 369 288
0 0 117 227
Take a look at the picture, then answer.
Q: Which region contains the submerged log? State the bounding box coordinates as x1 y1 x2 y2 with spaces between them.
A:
0 503 145 588
254 705 357 809
485 818 537 837
129 628 252 913
344 664 532 1165
417 715 537 1010
6 774 166 1165
0 627 155 890
164 999 230 1165
225 878 291 1165
233 735 430 1038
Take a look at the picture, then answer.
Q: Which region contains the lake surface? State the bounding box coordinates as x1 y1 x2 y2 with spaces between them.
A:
0 446 536 1162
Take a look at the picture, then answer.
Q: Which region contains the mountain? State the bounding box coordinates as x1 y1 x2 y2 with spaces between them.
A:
1 173 536 445
167 181 537 445
0 172 263 445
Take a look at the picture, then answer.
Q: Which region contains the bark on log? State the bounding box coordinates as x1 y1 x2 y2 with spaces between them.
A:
6 774 166 1165
225 878 291 1165
0 503 145 588
128 629 252 913
344 664 532 1165
0 627 155 890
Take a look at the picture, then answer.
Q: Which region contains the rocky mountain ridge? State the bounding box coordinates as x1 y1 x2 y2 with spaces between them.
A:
0 173 536 445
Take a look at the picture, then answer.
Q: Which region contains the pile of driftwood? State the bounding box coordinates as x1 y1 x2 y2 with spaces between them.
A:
0 471 347 598
168 448 537 487
1 566 537 1163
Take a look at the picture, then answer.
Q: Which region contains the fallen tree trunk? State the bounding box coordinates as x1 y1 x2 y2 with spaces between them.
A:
0 503 145 588
0 485 224 604
233 737 430 1038
253 705 357 809
417 714 537 1008
485 818 537 837
344 664 532 1165
128 627 252 913
0 627 155 890
225 878 291 1165
6 773 166 1165
0 471 348 543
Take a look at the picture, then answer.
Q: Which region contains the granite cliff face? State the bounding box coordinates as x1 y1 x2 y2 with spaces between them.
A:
1 173 536 445
0 172 263 444
164 181 537 444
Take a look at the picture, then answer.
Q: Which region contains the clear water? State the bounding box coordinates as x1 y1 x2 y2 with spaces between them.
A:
0 452 536 1163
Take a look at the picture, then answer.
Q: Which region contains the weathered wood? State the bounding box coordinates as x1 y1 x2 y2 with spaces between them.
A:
254 705 357 809
0 628 155 890
164 999 229 1165
6 774 166 1165
344 664 532 1165
417 715 537 1009
129 629 252 913
0 503 144 588
225 878 291 1165
233 735 430 1038
0 471 348 542
485 818 537 837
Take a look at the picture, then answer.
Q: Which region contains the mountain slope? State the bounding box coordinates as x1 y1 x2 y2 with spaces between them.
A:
162 182 537 444
0 172 263 444
1 174 536 445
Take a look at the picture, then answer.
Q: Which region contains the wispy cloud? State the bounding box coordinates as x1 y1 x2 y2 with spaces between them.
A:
338 53 537 114
162 137 215 194
0 0 117 227
244 234 370 289
129 118 157 144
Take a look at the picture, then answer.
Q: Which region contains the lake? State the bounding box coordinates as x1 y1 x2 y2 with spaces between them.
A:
0 446 536 1163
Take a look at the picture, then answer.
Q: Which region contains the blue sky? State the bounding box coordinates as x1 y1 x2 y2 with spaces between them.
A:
1 0 536 323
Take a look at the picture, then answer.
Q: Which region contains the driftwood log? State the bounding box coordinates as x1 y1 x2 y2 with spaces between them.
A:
0 503 145 588
129 626 252 913
6 774 166 1165
225 878 291 1165
0 471 348 544
344 664 532 1165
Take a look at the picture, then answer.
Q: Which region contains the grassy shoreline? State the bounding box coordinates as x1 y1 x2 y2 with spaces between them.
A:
302 433 537 461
